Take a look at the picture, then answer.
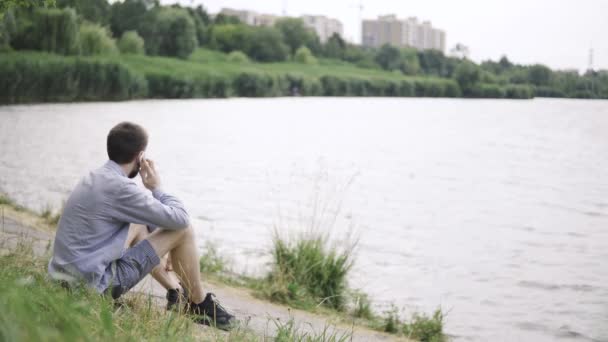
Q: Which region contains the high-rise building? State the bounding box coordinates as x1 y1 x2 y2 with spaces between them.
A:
362 15 446 52
301 15 344 43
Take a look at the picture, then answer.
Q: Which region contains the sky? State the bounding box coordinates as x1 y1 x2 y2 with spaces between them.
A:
168 0 608 71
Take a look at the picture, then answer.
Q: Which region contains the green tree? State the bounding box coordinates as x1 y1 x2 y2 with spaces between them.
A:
400 48 420 75
0 9 16 50
453 60 481 95
79 22 117 55
138 7 197 59
247 26 288 62
374 44 401 71
0 0 54 17
109 0 155 38
30 7 79 54
117 30 144 54
213 13 240 25
418 49 448 76
294 45 317 65
527 64 552 86
56 0 109 24
211 24 252 53
185 5 210 46
274 17 319 54
323 33 345 59
343 44 378 68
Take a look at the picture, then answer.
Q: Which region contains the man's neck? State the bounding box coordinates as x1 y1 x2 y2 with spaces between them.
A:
119 162 134 177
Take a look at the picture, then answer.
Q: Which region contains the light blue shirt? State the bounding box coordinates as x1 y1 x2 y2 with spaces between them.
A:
48 160 190 292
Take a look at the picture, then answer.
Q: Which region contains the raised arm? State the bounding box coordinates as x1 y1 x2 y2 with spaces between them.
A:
113 158 190 230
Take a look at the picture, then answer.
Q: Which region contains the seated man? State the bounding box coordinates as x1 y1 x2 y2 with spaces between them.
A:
48 121 235 330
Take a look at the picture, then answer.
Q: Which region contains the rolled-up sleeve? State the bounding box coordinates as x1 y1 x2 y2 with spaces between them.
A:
112 181 190 230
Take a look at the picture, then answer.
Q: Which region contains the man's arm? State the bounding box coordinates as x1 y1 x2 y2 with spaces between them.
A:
113 158 190 230
113 182 190 230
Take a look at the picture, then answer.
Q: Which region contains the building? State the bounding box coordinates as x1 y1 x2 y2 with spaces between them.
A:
219 8 343 43
301 15 344 43
362 15 446 52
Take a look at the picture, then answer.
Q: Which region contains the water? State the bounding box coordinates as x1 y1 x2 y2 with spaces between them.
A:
1 98 607 341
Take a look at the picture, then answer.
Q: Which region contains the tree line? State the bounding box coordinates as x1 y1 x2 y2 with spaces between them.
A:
0 0 607 100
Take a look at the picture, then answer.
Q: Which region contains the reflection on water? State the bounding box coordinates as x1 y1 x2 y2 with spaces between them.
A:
1 98 607 342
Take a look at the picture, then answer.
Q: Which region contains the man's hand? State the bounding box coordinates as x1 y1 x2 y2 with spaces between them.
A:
141 158 161 191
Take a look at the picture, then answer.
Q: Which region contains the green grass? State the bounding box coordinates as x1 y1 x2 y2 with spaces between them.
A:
0 194 17 207
0 243 363 342
0 48 433 82
122 48 435 82
263 230 354 311
0 245 197 341
273 317 351 342
197 232 445 341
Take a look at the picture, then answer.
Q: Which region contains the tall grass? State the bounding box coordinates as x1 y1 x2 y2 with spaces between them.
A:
265 231 355 311
273 317 351 342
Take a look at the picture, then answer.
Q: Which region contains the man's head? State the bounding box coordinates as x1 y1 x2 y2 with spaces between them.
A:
107 122 148 178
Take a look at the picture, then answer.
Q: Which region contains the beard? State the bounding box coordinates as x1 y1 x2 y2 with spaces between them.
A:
128 160 140 179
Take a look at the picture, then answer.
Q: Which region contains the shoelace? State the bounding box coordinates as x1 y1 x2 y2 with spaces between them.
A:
208 293 229 314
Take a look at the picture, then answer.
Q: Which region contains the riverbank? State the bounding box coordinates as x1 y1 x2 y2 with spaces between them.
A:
0 49 536 104
0 194 442 341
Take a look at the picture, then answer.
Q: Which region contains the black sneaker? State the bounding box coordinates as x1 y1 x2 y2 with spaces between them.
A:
166 287 188 311
189 292 236 331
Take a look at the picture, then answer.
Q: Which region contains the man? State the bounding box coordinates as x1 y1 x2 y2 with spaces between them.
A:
48 122 235 330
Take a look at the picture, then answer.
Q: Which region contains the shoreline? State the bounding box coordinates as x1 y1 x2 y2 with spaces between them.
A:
0 195 437 341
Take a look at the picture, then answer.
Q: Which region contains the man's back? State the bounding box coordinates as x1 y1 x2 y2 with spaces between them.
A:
49 160 189 292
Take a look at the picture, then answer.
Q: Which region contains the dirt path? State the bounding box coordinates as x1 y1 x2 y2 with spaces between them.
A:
0 211 409 341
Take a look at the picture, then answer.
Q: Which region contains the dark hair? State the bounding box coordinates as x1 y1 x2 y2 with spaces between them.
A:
107 122 148 164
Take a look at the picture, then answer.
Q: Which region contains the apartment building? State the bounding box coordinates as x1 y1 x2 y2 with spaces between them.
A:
219 8 344 43
301 15 344 43
362 14 446 52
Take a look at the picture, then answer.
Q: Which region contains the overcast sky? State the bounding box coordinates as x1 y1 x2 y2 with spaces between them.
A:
169 0 607 71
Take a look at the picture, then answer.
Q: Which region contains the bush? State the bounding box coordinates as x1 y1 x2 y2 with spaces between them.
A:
79 23 117 56
402 309 445 342
504 84 533 99
534 86 565 98
226 50 250 63
247 26 288 62
117 30 144 55
145 73 230 99
265 231 354 311
232 72 278 97
469 83 506 98
210 24 252 54
283 74 322 96
320 75 349 96
0 53 147 104
294 46 317 65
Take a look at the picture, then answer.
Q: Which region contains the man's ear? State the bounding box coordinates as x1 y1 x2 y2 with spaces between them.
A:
137 151 145 163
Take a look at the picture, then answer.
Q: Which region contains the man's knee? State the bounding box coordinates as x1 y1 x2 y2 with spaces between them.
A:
181 225 195 240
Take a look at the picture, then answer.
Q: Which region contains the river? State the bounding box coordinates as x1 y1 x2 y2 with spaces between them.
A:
0 98 607 341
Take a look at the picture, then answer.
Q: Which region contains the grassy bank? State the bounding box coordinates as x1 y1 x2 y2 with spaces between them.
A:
0 192 445 341
199 231 446 341
0 49 535 104
0 244 360 342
